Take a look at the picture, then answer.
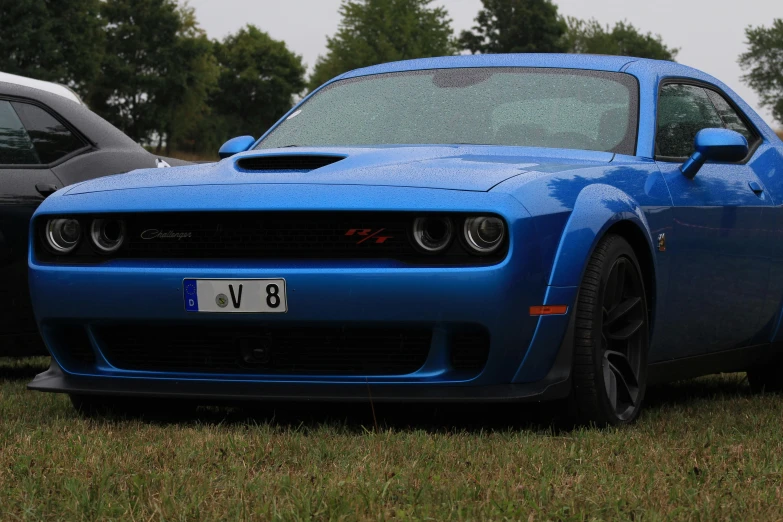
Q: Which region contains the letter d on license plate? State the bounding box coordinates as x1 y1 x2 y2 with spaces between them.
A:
183 279 287 313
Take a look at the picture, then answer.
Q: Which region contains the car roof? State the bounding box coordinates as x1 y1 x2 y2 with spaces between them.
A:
0 72 84 105
338 53 704 80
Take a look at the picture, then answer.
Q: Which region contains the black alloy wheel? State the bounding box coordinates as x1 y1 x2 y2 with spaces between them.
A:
572 234 649 426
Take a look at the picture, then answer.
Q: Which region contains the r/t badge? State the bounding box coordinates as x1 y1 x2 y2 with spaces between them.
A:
658 233 666 252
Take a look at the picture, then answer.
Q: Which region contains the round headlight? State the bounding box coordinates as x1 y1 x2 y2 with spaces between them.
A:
90 218 126 253
463 216 505 254
46 219 82 254
412 216 453 253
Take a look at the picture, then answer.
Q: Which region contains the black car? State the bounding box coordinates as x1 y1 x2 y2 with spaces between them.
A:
0 74 189 355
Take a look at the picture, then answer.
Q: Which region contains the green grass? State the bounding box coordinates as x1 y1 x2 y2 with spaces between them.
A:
2 357 783 521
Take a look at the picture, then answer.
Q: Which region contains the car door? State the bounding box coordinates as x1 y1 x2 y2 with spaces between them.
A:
0 98 88 342
652 82 772 361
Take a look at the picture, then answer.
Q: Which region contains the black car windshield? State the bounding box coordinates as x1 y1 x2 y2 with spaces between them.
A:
256 67 639 154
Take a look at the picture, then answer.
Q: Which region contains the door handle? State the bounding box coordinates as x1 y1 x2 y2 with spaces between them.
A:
35 183 59 197
749 181 764 196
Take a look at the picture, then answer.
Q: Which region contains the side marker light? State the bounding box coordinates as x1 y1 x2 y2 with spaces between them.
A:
529 305 568 316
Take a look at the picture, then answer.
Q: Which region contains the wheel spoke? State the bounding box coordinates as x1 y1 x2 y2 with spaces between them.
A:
603 358 618 411
605 350 639 407
605 297 642 328
607 319 644 341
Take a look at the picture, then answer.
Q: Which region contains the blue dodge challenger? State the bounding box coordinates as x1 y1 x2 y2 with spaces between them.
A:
27 54 783 425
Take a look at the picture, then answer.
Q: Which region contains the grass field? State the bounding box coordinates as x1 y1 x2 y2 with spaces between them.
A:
3 358 783 520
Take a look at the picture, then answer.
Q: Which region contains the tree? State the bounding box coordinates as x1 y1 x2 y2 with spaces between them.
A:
563 18 678 60
739 19 783 126
459 0 567 55
308 0 455 90
87 0 218 147
210 25 306 144
156 9 219 154
0 0 104 95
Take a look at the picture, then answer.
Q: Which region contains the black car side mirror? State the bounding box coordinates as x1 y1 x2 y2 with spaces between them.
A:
680 128 749 179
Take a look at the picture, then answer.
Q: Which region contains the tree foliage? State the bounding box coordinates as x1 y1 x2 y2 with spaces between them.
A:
564 18 678 60
211 26 306 142
0 0 104 94
308 0 455 90
739 19 783 125
87 0 218 147
459 0 567 54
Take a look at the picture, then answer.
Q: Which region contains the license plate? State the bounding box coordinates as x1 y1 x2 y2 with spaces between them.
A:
183 279 287 313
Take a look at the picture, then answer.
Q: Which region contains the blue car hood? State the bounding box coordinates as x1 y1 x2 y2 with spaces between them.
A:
66 145 614 195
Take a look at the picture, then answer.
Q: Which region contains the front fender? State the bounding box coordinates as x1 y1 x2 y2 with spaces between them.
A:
511 185 657 384
548 184 655 288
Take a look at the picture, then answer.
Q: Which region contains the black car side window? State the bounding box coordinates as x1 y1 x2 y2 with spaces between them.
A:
0 100 40 165
656 84 725 159
703 89 756 144
10 101 85 165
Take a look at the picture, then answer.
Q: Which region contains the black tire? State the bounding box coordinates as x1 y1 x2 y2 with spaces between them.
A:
747 362 783 394
571 234 650 426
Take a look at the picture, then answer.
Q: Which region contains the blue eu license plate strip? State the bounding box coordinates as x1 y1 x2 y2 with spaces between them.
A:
184 279 200 311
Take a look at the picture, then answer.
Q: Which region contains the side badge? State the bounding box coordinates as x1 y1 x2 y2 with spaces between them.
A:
658 233 666 252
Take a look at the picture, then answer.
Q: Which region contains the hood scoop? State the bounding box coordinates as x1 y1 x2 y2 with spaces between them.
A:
236 154 346 172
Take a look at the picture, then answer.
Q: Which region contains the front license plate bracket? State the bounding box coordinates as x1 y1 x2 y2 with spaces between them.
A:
183 279 288 313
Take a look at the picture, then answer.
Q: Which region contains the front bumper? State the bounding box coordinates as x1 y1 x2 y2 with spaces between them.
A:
28 258 577 401
28 185 577 401
29 349 573 402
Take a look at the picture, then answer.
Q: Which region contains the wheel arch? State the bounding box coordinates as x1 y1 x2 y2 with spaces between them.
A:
547 184 658 329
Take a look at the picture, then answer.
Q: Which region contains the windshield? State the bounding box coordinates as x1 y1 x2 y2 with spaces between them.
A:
256 67 639 154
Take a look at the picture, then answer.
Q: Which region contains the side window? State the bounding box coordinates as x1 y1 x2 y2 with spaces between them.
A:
656 84 724 158
704 89 755 143
10 102 85 164
0 100 39 165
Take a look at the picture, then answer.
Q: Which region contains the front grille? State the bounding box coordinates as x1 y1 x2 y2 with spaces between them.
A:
36 212 508 265
123 212 413 259
97 325 432 375
236 155 346 172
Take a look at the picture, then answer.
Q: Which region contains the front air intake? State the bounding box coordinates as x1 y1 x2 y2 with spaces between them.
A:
235 155 346 172
96 325 433 375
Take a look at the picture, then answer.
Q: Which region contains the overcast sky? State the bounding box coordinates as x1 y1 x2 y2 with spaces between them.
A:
190 0 781 128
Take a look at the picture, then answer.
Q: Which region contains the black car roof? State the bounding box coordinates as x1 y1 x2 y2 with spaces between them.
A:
0 81 146 152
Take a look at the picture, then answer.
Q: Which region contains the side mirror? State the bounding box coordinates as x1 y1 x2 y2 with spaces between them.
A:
680 128 748 179
218 136 255 159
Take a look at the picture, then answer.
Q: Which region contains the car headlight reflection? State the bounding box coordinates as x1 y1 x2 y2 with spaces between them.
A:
90 218 126 253
45 218 82 254
463 216 505 254
412 216 454 253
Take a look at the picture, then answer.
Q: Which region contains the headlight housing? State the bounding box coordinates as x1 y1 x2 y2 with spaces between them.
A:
412 216 454 253
90 218 126 253
45 218 82 254
463 216 506 254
